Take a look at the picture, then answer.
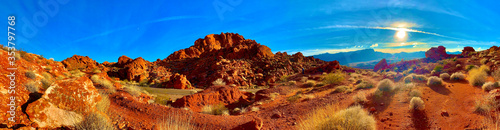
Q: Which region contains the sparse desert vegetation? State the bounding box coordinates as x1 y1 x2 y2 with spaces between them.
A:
409 97 425 111
468 65 489 86
427 76 443 87
450 72 466 81
298 105 376 130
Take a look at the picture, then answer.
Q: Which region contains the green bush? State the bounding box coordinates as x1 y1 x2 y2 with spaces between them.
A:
433 65 443 73
377 79 394 92
323 72 345 85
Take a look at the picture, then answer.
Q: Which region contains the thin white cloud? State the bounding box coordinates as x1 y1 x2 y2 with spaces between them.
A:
316 25 460 39
370 43 378 48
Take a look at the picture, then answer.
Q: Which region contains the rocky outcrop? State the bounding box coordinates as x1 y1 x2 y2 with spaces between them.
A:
306 61 340 74
117 55 133 68
123 57 149 82
164 73 192 89
61 55 99 71
462 46 475 56
425 46 449 61
26 77 101 128
166 33 274 61
172 85 253 112
374 59 388 72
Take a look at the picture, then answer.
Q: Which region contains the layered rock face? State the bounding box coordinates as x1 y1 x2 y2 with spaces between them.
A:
166 33 274 60
374 59 388 72
62 55 99 71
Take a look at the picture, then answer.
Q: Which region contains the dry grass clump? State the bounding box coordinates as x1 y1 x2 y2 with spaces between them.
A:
156 114 194 130
25 71 37 79
322 72 345 85
123 85 143 97
493 69 500 81
440 73 450 80
212 78 226 86
427 76 443 87
468 65 489 86
41 78 53 90
403 75 413 83
355 80 374 89
75 112 114 130
201 103 229 115
288 80 297 86
334 85 349 93
297 105 376 130
409 97 425 111
377 79 395 92
251 106 260 112
302 80 317 88
409 89 422 98
352 92 367 104
413 75 428 82
96 92 110 113
450 72 466 81
70 69 86 78
474 99 492 114
91 75 116 93
24 81 39 93
482 82 500 91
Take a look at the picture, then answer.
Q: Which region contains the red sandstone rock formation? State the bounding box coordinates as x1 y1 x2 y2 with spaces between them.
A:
171 85 253 112
425 46 449 61
374 59 388 72
61 55 99 71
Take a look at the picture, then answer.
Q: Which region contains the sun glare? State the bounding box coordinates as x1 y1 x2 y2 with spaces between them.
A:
396 30 406 39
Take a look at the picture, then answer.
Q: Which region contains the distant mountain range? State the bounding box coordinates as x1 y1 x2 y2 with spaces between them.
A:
312 49 460 69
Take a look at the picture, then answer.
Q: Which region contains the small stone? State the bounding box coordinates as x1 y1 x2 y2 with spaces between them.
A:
441 110 449 117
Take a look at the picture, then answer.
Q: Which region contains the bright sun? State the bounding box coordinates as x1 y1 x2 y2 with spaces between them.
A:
396 30 407 39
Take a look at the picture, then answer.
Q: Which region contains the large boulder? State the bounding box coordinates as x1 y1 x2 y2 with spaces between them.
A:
116 55 133 68
164 73 192 89
425 46 449 61
171 85 253 112
462 46 475 56
306 60 341 74
61 55 99 71
26 77 101 128
374 58 388 72
124 57 149 82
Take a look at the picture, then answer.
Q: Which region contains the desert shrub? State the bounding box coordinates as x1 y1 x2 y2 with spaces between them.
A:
41 78 53 89
414 75 428 82
287 93 303 102
302 80 316 87
456 64 462 69
24 81 39 93
355 80 374 89
377 79 395 92
156 114 194 130
409 89 422 98
427 76 443 87
45 66 52 71
440 73 450 80
212 78 226 86
409 97 425 110
474 100 491 114
250 106 260 112
481 58 489 64
91 75 116 93
201 103 228 115
288 80 297 85
352 92 367 104
468 66 488 86
493 69 500 81
323 72 345 85
450 72 466 81
123 85 143 97
25 71 36 79
433 65 443 73
96 93 110 113
467 65 478 71
70 70 86 78
482 82 500 91
297 105 376 130
403 75 413 83
154 95 171 105
334 86 349 93
75 112 114 130
279 75 290 82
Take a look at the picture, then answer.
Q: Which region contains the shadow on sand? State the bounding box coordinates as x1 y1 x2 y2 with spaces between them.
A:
429 84 452 95
411 110 430 130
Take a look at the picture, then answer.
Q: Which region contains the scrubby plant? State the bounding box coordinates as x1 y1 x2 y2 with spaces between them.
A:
41 78 53 89
377 79 395 92
450 72 466 81
297 105 376 130
154 95 171 105
440 73 450 80
303 80 316 87
355 80 374 89
25 71 36 79
409 89 422 98
433 65 443 73
474 99 491 114
482 82 500 91
24 81 39 93
468 66 488 86
123 85 143 97
323 72 345 85
70 70 86 78
481 58 489 64
409 97 425 111
288 80 297 85
201 103 229 115
96 92 110 113
156 114 194 130
287 93 303 102
212 78 226 86
91 75 116 93
467 65 478 71
334 86 349 93
456 64 462 69
250 106 260 112
403 74 414 83
75 112 114 130
352 92 367 104
493 69 500 81
427 76 443 87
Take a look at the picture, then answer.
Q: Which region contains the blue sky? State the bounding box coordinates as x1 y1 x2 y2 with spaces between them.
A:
1 0 499 62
